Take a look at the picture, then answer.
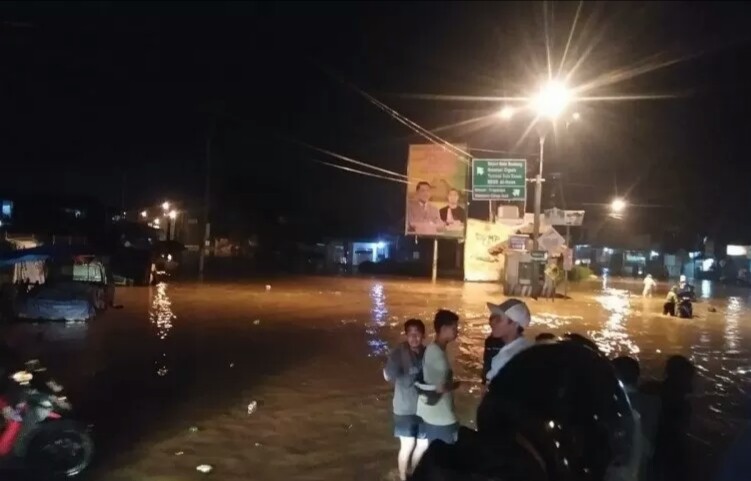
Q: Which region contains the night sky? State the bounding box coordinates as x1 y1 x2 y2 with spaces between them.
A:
2 2 751 244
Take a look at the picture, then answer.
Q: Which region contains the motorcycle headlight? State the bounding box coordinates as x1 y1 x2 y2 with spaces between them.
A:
11 370 33 385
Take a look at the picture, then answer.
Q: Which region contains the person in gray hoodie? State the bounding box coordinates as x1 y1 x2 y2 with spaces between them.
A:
384 318 427 481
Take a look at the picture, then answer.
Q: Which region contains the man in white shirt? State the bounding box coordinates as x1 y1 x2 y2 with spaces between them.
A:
485 299 533 385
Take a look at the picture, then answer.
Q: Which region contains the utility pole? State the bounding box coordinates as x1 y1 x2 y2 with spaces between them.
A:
198 119 214 280
121 172 127 214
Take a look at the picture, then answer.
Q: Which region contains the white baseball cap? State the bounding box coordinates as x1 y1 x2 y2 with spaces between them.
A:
679 275 687 283
487 298 531 328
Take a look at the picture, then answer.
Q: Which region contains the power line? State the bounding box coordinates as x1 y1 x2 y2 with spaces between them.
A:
308 158 409 185
281 135 409 180
310 60 472 164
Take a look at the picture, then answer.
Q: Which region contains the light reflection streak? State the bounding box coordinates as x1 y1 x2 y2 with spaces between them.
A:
700 280 712 300
590 288 640 356
149 282 176 376
724 297 741 353
366 283 389 357
533 313 582 331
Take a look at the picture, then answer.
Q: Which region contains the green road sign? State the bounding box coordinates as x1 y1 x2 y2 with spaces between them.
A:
471 158 527 201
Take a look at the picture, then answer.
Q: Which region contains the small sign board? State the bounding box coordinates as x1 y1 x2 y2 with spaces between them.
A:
531 250 548 262
545 208 585 226
509 234 528 251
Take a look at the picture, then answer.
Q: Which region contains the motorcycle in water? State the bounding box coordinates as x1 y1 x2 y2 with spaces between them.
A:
676 284 696 319
677 293 693 319
0 359 94 479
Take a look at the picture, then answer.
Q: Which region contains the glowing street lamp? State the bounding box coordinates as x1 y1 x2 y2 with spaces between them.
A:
531 80 572 119
168 210 177 220
611 198 627 213
153 218 160 226
140 210 148 218
162 201 170 211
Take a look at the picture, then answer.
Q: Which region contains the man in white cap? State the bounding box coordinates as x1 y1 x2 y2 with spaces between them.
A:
485 299 533 385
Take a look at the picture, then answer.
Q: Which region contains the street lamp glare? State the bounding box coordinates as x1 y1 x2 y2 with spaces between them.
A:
611 198 627 213
572 111 581 121
140 210 147 218
162 201 170 211
497 106 515 120
531 80 572 119
168 210 177 220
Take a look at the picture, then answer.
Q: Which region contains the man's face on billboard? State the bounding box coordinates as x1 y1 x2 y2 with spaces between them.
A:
448 190 460 206
417 184 431 203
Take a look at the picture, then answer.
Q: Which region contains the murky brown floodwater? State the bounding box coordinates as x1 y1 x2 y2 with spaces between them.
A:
2 276 749 480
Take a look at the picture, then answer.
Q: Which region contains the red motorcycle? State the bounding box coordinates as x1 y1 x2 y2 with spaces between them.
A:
0 360 93 479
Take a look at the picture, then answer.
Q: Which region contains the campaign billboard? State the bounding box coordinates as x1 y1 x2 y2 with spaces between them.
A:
405 144 469 239
463 219 518 282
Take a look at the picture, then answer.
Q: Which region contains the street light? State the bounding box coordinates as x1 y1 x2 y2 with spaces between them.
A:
168 210 177 220
162 201 170 211
530 80 574 296
611 198 627 213
140 210 148 218
531 80 572 119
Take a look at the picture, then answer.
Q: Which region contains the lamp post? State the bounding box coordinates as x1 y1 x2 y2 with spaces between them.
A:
499 80 574 296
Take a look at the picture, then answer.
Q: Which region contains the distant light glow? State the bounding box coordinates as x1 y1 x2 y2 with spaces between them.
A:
701 258 714 272
531 80 572 119
140 210 148 218
162 201 170 211
572 112 581 121
168 210 177 220
153 218 161 226
611 198 627 213
727 245 748 257
650 250 660 259
497 106 515 120
376 241 386 249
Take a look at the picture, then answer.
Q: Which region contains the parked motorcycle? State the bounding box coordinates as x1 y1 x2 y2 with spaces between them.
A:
0 359 93 479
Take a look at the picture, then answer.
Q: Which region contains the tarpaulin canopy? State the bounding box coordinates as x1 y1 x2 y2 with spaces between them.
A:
0 245 102 267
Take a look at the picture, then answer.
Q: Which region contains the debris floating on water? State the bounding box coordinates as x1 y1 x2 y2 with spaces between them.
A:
196 464 213 474
175 451 184 456
247 401 258 415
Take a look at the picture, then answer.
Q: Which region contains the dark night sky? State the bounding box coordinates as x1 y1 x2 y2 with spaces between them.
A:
2 1 751 243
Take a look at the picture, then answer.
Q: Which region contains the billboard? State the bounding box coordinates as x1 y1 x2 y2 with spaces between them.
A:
464 219 518 282
405 144 469 239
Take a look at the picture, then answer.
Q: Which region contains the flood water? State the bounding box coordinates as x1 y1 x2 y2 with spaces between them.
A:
2 276 750 480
